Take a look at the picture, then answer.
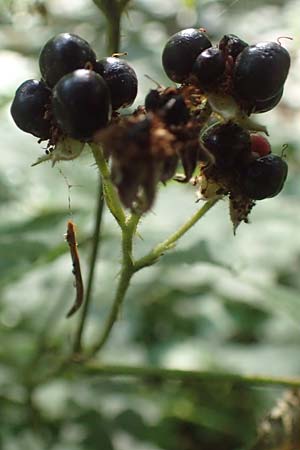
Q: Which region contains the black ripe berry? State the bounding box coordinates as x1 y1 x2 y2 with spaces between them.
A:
162 28 212 83
219 34 248 59
192 47 225 90
95 57 138 110
145 89 162 112
233 42 290 102
242 154 288 200
52 69 111 141
202 122 251 168
10 79 51 139
251 87 283 114
163 95 189 125
39 33 96 88
145 89 189 125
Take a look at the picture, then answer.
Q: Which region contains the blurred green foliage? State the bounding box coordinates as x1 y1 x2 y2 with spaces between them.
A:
1 0 300 449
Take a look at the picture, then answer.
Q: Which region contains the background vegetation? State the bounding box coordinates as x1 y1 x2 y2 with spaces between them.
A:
1 0 300 449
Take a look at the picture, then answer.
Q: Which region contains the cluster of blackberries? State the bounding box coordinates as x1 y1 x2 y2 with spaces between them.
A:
101 28 289 227
200 122 288 228
11 33 138 142
10 28 290 230
162 28 290 114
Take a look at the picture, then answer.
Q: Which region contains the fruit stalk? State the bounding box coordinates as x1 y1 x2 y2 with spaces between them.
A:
90 143 126 228
134 197 219 271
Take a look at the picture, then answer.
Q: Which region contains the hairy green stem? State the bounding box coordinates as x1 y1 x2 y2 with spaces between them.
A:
73 179 105 353
73 362 300 389
134 197 219 271
90 143 126 229
88 212 140 357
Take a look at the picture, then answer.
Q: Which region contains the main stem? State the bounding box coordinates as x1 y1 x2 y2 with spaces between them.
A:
88 213 139 357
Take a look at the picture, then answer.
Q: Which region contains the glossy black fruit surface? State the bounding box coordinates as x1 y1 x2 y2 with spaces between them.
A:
52 69 111 140
202 122 251 168
242 154 288 200
95 57 138 110
10 79 51 139
192 47 225 89
162 28 212 83
251 87 283 114
233 42 290 102
219 34 248 59
39 33 96 87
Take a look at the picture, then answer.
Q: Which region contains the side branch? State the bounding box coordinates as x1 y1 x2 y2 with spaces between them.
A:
74 362 300 389
134 197 219 271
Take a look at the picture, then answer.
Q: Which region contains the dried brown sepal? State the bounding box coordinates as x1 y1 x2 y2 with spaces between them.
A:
229 194 255 234
97 111 178 212
196 158 255 232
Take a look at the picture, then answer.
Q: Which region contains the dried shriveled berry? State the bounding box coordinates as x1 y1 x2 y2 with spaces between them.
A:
52 69 111 140
99 112 178 211
95 57 138 109
233 42 290 102
242 154 288 200
192 47 225 90
39 33 96 87
11 79 52 139
219 34 248 59
162 28 212 83
202 122 251 168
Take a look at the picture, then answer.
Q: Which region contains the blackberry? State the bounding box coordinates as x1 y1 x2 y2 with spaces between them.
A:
95 57 138 110
162 28 212 83
10 79 52 139
52 69 111 140
192 47 225 90
233 42 290 102
219 34 248 59
39 33 96 88
251 87 283 114
145 89 162 112
145 89 189 125
242 154 288 200
202 122 251 168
